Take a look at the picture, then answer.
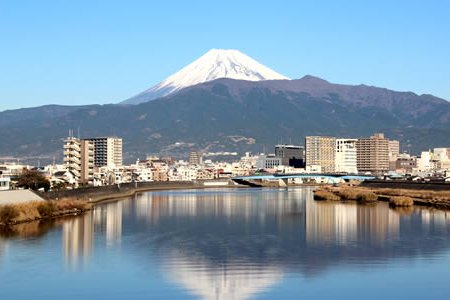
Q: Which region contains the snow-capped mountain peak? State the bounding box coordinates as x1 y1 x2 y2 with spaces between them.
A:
122 49 289 104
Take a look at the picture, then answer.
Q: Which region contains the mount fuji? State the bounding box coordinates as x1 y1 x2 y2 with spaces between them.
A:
121 49 289 105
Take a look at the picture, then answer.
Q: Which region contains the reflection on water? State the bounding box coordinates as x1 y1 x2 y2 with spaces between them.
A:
2 187 450 299
63 214 93 267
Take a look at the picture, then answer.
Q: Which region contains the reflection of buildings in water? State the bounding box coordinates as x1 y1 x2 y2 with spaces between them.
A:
164 251 282 300
306 200 400 246
0 238 7 261
421 209 450 232
421 210 430 230
132 188 310 225
357 205 399 244
90 200 123 247
63 213 93 267
106 201 122 246
306 200 357 245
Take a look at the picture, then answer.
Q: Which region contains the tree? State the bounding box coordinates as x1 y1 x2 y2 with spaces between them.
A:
17 169 50 192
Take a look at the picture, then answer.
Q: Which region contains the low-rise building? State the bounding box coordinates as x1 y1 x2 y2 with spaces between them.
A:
275 144 305 168
256 154 282 170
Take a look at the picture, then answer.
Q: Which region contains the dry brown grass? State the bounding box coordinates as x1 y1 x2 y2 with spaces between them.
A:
356 192 378 203
314 190 341 201
0 200 91 225
0 205 20 223
56 200 90 211
389 196 414 207
336 188 360 200
374 188 450 201
13 202 41 221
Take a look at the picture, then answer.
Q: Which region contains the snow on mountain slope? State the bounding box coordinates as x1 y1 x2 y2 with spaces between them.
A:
121 49 289 104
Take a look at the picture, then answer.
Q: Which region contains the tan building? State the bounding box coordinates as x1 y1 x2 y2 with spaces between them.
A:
63 137 95 185
86 137 123 167
80 140 95 185
189 151 201 165
305 136 336 173
356 133 389 175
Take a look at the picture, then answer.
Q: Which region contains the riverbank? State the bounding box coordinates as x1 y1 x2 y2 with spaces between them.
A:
0 199 91 227
314 185 450 209
0 181 236 227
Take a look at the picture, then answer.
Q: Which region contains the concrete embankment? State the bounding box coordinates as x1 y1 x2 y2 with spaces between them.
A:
0 190 45 205
39 180 235 203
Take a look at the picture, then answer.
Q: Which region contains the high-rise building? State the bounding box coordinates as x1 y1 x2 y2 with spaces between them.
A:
63 137 94 184
388 140 400 161
335 139 358 174
274 144 305 168
189 151 201 165
305 136 336 173
86 137 123 167
356 133 389 175
64 137 82 181
80 140 95 184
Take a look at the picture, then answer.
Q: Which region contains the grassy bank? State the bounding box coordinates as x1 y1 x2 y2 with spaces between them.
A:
314 185 450 209
0 200 91 226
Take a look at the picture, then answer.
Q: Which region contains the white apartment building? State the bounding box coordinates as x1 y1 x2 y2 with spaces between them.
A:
433 148 450 170
335 139 358 174
416 151 433 172
0 176 10 191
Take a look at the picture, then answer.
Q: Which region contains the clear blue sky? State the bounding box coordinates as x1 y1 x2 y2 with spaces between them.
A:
1 0 449 111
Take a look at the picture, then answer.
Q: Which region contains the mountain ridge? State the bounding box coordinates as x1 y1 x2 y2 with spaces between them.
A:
1 76 449 164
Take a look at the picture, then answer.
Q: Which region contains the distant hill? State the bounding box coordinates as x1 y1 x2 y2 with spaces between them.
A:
1 76 449 164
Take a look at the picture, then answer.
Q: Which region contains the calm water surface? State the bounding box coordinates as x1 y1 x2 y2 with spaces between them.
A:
1 187 450 299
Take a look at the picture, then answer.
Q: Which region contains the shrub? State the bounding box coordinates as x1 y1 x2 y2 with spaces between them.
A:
314 190 341 201
0 205 20 223
356 192 378 203
37 201 57 217
337 188 359 200
389 196 414 207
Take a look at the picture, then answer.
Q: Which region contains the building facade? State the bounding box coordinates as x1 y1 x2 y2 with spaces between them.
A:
189 151 201 165
63 137 95 185
86 137 123 167
275 144 305 168
305 136 336 173
256 154 282 169
335 139 358 174
356 133 389 175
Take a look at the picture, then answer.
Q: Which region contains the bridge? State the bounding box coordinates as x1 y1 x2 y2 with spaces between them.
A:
232 173 376 186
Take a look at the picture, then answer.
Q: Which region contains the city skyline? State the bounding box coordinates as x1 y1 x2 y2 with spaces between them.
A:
1 0 450 111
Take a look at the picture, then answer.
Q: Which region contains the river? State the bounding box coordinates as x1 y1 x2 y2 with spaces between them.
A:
1 187 450 299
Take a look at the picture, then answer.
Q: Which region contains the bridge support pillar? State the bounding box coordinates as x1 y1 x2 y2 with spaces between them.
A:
278 178 288 187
